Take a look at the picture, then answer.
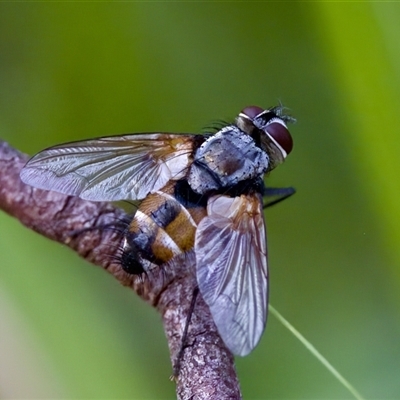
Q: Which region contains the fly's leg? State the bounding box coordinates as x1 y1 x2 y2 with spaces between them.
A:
171 287 199 379
263 186 295 208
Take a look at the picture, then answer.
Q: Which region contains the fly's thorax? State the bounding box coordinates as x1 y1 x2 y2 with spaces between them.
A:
121 188 200 274
188 127 269 195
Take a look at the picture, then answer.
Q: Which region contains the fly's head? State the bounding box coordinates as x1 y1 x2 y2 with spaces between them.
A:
237 105 294 171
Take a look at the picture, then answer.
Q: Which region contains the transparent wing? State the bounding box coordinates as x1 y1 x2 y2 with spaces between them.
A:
195 194 268 356
20 133 196 201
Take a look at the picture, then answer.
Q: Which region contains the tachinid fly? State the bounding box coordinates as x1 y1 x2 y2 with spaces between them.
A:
20 105 295 356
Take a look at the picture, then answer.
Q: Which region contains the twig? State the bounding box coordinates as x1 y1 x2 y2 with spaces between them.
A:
0 140 241 400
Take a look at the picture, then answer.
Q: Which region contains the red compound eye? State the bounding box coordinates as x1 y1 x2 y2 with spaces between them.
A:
266 122 293 155
240 105 264 120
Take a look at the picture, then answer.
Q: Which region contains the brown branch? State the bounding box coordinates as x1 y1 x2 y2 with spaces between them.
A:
0 140 241 400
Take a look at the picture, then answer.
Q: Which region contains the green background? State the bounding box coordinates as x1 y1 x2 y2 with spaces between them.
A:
1 3 399 399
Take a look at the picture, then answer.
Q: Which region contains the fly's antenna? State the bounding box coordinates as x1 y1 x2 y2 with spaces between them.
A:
269 103 296 124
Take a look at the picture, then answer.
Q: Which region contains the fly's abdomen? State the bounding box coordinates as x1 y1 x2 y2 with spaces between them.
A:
121 189 200 275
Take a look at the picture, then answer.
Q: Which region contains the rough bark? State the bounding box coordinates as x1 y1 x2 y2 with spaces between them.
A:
0 140 241 400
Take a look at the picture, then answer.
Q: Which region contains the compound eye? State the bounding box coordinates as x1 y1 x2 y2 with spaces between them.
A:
266 122 293 155
240 105 264 120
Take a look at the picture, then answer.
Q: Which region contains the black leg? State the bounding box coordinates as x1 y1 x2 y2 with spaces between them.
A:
263 186 296 208
172 286 199 379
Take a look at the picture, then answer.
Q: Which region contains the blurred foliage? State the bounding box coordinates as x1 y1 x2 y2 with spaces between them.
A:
1 2 399 399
